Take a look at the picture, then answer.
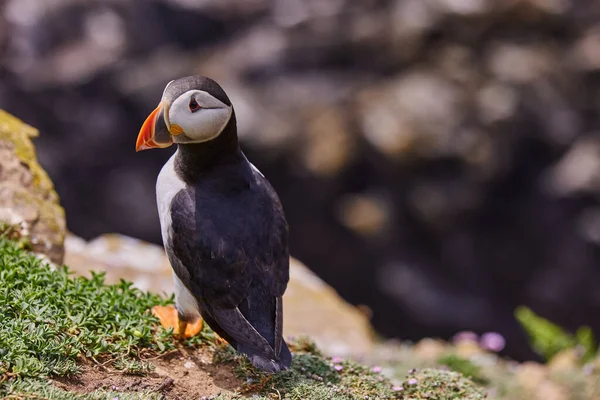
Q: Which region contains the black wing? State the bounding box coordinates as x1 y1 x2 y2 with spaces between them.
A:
251 169 290 298
167 165 289 362
168 186 252 310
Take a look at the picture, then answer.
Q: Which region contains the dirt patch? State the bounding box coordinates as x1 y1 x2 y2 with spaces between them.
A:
52 346 242 399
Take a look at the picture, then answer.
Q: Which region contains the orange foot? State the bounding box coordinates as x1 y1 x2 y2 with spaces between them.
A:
151 305 203 339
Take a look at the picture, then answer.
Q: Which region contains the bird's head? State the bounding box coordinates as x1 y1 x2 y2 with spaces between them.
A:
136 76 234 151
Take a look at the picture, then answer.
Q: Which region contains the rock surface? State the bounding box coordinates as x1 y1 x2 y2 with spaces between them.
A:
63 233 374 358
0 110 65 263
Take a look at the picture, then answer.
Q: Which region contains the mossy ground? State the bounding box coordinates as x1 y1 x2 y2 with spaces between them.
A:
0 239 486 399
399 369 487 400
214 338 403 399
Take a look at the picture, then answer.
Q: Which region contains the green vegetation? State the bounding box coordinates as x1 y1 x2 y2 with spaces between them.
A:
1 379 162 400
1 238 482 399
399 369 487 400
438 354 488 385
216 340 402 399
0 222 32 250
0 239 177 378
515 306 597 362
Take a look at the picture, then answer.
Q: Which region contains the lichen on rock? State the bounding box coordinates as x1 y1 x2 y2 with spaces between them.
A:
0 110 66 263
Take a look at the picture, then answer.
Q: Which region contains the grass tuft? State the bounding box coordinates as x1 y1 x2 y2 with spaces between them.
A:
215 339 402 399
0 239 174 379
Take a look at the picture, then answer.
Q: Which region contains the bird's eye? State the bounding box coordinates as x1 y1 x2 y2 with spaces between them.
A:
189 98 201 112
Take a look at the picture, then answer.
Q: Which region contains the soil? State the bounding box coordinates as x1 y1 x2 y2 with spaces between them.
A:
52 346 243 399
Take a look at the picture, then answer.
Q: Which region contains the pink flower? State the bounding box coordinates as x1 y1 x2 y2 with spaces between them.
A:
334 365 344 371
371 366 382 373
332 356 342 363
392 386 403 391
407 378 418 385
480 332 505 352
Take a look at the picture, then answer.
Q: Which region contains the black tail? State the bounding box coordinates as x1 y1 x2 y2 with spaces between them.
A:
211 307 292 373
238 339 292 373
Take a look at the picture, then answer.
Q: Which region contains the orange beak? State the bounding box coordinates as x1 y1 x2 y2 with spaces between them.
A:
136 103 173 152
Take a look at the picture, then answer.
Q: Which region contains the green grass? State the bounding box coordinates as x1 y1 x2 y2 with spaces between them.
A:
438 354 488 385
0 238 485 399
1 379 162 400
0 238 176 378
214 340 490 399
216 339 401 399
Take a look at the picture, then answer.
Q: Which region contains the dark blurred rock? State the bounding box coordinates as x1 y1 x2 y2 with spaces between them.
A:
1 0 600 360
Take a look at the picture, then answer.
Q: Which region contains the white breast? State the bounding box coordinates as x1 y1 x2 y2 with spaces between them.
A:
156 151 200 318
156 153 184 246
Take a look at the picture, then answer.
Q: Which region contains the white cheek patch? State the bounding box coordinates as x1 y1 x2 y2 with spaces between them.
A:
169 90 232 143
186 107 232 141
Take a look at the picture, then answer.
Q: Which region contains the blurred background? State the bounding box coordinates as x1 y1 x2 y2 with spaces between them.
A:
1 0 599 362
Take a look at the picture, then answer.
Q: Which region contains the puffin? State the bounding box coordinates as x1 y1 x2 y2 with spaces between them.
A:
136 76 292 373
